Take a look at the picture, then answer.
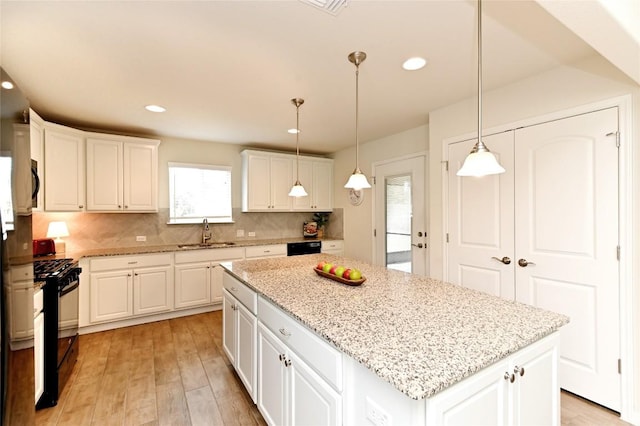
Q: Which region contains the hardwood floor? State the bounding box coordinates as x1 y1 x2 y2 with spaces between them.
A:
35 311 265 426
34 311 627 426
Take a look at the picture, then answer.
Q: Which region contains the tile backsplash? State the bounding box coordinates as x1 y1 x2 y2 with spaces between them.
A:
32 208 343 253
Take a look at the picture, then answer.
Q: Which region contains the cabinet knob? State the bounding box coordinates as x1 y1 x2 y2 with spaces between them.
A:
118 205 122 208
125 205 128 209
504 372 515 383
514 366 525 377
79 205 84 208
279 354 285 362
230 287 237 292
284 359 292 367
127 273 132 277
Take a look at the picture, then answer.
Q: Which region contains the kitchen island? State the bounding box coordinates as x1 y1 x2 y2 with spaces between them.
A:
221 254 569 425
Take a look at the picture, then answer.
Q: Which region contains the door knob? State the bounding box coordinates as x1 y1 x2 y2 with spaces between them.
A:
491 256 511 265
411 243 423 249
518 259 536 267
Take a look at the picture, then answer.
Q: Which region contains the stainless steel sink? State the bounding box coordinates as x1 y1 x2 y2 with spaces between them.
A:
177 242 236 249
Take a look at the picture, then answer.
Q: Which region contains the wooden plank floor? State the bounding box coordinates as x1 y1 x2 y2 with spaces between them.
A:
34 311 627 426
35 311 265 426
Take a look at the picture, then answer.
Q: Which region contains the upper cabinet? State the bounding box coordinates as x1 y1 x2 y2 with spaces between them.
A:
242 150 333 213
44 123 85 212
86 135 160 212
242 150 293 212
292 158 333 211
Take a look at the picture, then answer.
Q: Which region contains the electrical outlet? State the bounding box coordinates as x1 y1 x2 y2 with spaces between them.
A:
236 229 245 237
248 231 256 237
136 236 147 242
366 397 390 426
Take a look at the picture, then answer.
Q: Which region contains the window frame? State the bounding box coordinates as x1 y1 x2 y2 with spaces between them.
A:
168 161 233 224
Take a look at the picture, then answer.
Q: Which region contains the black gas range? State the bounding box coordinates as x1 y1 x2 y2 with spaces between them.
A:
34 258 81 409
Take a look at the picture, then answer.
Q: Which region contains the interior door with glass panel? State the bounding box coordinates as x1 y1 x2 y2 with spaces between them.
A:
373 155 427 275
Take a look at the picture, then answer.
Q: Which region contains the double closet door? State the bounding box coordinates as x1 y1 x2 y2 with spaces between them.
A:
446 107 620 412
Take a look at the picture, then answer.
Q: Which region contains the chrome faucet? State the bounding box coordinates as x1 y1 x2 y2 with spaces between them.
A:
202 218 212 244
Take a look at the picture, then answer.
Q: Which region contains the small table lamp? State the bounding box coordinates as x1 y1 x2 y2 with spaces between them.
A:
47 221 69 254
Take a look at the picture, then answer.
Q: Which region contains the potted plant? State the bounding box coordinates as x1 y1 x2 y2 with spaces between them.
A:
312 212 330 238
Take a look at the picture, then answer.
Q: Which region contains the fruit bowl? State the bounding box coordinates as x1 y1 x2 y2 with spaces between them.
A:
313 267 366 286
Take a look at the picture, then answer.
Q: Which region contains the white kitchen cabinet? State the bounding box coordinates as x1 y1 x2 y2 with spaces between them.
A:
44 124 85 211
222 273 258 403
241 150 293 211
33 288 44 404
257 323 341 426
244 244 287 259
425 333 559 426
174 247 244 309
12 124 33 215
6 264 35 344
89 253 172 323
30 110 44 212
86 136 160 212
292 158 333 211
321 240 344 256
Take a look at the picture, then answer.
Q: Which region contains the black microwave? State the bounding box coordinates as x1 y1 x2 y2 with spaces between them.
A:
31 159 40 208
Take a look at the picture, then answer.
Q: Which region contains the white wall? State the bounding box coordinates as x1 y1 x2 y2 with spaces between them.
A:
428 54 640 422
332 124 429 262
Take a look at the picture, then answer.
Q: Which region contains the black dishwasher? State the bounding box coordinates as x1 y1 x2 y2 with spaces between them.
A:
287 241 322 256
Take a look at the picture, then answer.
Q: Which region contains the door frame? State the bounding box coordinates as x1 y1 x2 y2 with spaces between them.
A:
371 152 429 275
441 95 635 423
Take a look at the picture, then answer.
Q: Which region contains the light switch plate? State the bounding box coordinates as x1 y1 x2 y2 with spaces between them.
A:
236 229 245 237
136 236 147 242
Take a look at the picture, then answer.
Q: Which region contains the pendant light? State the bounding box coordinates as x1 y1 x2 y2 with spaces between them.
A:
344 51 372 190
456 0 505 177
288 98 308 197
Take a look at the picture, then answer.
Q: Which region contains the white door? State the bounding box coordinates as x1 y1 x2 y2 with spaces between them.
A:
257 323 287 426
124 142 157 211
222 290 237 365
86 138 123 211
236 302 257 403
446 108 620 411
133 266 172 315
447 131 515 299
514 108 620 411
373 155 427 275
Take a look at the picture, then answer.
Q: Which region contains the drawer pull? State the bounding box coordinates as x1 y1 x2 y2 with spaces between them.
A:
128 261 138 265
279 328 291 337
231 287 237 292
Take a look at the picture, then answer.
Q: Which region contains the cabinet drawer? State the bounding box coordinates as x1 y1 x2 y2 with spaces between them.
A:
245 244 287 258
223 273 257 315
11 264 34 281
90 253 172 272
258 296 342 391
175 247 244 264
321 240 344 252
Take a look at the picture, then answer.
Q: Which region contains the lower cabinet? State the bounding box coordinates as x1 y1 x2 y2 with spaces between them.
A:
175 247 244 309
222 272 258 402
257 323 341 426
425 332 560 425
34 288 44 404
88 254 173 324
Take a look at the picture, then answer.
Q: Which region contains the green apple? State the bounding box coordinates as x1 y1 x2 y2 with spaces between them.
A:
322 263 333 273
335 266 346 278
349 269 362 280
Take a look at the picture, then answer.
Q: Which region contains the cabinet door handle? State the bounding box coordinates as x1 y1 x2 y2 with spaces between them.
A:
79 205 84 209
230 287 237 292
127 273 132 277
279 353 285 362
504 372 515 383
284 358 292 367
279 328 291 337
514 366 525 377
492 256 511 265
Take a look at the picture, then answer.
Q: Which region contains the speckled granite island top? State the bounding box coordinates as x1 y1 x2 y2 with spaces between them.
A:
222 253 569 401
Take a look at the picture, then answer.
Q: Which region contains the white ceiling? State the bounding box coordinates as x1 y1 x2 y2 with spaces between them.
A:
0 0 596 155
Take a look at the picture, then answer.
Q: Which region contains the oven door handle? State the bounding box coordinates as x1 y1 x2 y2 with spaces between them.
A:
60 280 79 297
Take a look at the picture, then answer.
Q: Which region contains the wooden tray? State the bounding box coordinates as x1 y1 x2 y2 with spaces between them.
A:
313 267 365 286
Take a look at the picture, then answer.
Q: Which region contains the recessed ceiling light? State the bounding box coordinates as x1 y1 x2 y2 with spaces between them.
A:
288 128 300 134
402 57 427 71
145 104 166 113
1 81 14 90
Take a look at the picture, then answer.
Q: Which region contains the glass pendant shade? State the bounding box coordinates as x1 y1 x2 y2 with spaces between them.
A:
289 98 308 197
344 169 372 190
457 0 506 177
288 181 308 197
456 145 505 177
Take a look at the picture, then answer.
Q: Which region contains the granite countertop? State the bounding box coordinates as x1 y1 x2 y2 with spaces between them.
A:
222 253 569 401
9 237 340 265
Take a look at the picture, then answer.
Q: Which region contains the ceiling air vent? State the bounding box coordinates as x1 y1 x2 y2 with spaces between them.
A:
299 0 348 16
